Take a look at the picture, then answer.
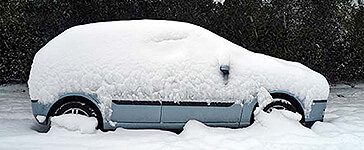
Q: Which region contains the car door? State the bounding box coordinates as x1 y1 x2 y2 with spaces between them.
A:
161 101 243 126
160 64 243 126
110 100 161 123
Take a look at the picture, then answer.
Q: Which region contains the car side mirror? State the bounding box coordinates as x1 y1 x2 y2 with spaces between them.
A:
220 65 230 75
220 65 230 81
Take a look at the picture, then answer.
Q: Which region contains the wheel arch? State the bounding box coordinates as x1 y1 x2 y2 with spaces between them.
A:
269 92 305 122
249 91 306 124
46 93 104 129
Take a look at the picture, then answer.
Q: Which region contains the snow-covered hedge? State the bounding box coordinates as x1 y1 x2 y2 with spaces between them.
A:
28 20 329 115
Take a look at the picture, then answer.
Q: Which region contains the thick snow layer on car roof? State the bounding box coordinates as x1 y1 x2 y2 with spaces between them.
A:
28 20 329 115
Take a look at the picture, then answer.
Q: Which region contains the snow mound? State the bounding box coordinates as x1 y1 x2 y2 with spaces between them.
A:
213 0 225 5
256 87 274 109
180 109 310 138
179 120 210 137
50 114 98 134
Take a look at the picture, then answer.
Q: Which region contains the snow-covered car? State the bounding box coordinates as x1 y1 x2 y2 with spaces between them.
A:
28 20 329 131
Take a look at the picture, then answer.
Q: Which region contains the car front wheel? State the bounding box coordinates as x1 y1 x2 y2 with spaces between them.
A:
263 99 298 113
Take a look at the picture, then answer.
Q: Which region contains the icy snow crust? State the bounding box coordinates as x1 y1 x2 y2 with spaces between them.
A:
28 20 329 116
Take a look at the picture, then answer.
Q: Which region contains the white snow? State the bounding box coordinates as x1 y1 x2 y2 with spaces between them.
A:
253 108 303 129
213 0 225 5
256 87 274 109
0 84 363 149
351 0 364 7
51 114 98 134
36 115 46 123
28 20 329 118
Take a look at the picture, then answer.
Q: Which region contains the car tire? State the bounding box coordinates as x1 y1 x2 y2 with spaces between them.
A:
250 99 300 125
52 101 100 129
54 101 98 117
263 99 298 113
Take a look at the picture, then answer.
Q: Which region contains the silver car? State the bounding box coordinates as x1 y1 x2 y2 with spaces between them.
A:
29 20 329 131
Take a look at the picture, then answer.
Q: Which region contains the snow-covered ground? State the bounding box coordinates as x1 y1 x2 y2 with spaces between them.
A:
0 84 363 149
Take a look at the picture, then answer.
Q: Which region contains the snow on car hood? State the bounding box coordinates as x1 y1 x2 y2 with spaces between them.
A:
28 20 329 114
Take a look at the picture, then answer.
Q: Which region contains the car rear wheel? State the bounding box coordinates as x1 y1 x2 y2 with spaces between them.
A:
54 101 98 117
53 101 100 129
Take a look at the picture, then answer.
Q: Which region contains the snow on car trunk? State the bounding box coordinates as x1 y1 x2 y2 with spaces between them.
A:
28 20 329 118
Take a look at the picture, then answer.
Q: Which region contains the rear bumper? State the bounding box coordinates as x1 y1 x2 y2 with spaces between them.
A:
304 99 327 127
31 100 51 125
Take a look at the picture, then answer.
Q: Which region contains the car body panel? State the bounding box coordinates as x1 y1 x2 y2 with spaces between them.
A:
306 100 327 122
31 93 102 123
110 100 243 125
239 100 257 126
31 91 328 130
31 100 51 125
111 101 161 123
114 122 241 129
161 102 242 123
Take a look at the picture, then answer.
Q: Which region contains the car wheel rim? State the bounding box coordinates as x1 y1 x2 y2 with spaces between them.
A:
63 108 89 117
266 105 287 113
